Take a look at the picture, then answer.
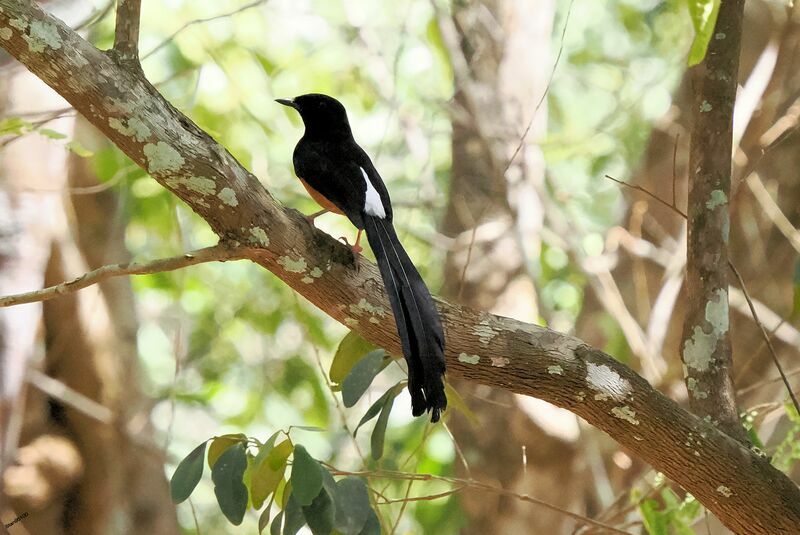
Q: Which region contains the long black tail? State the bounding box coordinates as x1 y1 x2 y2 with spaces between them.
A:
363 215 447 422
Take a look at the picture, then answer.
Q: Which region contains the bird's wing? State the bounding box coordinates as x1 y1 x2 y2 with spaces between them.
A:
293 141 368 227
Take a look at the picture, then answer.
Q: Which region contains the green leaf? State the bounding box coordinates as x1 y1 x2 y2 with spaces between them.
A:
251 439 293 509
357 510 381 535
283 494 306 535
290 445 324 507
211 443 249 525
258 496 274 534
270 511 284 535
66 140 94 158
302 487 335 535
341 350 388 407
330 331 376 385
334 477 371 535
686 0 721 66
170 441 207 503
444 382 476 425
354 383 402 437
38 128 67 140
0 117 32 136
371 387 397 460
640 498 668 535
208 434 247 468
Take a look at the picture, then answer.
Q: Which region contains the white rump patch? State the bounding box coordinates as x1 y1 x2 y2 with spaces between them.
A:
361 167 386 218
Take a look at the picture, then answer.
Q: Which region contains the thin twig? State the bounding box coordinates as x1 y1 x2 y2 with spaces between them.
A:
605 175 687 219
325 466 634 535
113 0 142 62
0 244 251 308
729 262 800 414
142 0 269 60
504 0 574 174
672 133 679 209
28 369 113 424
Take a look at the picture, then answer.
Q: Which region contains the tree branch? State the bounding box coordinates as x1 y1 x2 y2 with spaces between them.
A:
112 0 141 63
1 2 799 532
0 244 249 308
683 0 747 441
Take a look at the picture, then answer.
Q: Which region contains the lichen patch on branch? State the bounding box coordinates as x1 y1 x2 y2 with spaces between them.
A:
143 141 184 174
586 362 631 401
25 20 61 52
458 353 480 365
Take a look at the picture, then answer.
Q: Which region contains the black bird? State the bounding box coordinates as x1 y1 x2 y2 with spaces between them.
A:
277 93 447 422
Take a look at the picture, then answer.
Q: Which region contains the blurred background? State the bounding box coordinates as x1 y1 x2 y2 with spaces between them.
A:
1 0 798 533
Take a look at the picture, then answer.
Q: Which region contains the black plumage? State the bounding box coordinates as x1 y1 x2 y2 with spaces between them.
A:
277 93 447 422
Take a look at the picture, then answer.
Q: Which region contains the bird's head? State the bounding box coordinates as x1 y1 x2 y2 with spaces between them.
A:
276 93 352 138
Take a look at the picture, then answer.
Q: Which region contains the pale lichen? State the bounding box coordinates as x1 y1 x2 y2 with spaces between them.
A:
716 485 732 497
705 289 729 335
278 255 307 273
683 326 715 372
344 317 359 327
687 377 708 399
9 19 28 32
309 267 323 278
143 142 184 174
349 298 387 318
24 21 62 53
706 189 727 210
249 227 269 247
586 362 631 401
0 28 11 41
108 116 151 142
611 405 639 425
700 100 712 113
490 356 510 367
473 321 498 345
217 187 238 207
458 353 480 365
547 365 564 376
684 289 729 373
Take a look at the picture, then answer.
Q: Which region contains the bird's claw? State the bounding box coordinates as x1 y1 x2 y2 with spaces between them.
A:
338 236 362 254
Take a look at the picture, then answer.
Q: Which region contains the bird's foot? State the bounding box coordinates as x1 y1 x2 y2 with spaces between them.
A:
338 236 363 254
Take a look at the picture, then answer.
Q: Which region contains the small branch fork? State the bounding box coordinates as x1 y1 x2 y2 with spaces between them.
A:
113 0 141 63
0 244 251 308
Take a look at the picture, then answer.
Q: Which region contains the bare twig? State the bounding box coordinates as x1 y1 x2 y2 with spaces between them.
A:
504 0 574 174
113 0 142 62
745 172 800 254
142 0 268 61
0 244 251 308
729 263 800 414
326 466 633 535
28 369 113 424
605 175 687 219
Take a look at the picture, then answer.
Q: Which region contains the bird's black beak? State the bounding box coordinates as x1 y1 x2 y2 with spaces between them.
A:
275 98 298 110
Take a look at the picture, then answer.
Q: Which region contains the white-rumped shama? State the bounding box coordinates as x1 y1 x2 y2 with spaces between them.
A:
277 93 447 422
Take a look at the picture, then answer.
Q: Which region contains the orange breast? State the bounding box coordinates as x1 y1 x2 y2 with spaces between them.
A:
299 178 344 215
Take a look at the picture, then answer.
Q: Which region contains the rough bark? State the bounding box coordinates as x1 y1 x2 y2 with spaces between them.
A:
682 0 747 441
1 2 799 532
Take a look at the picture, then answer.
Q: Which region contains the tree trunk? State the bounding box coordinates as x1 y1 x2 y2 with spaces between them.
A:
0 68 177 533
